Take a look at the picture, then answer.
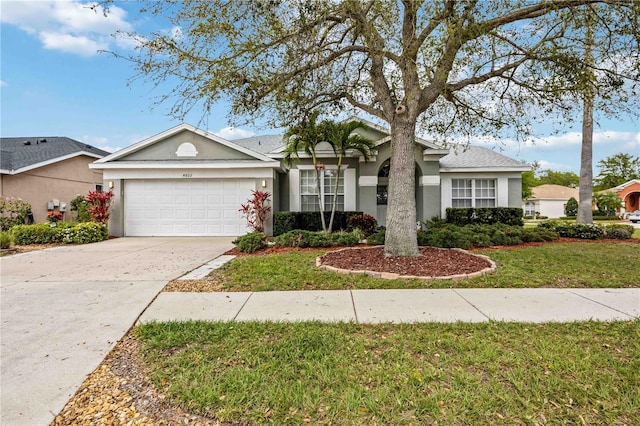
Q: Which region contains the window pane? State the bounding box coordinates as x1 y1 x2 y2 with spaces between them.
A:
301 195 319 212
324 195 344 211
452 179 472 205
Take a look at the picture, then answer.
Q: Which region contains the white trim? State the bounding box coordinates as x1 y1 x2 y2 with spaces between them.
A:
91 161 280 170
4 151 104 175
344 169 356 210
103 168 273 180
289 169 301 211
359 176 378 187
94 123 273 163
295 164 348 170
440 167 530 173
419 175 440 186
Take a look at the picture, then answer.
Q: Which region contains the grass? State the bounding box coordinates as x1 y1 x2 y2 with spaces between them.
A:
136 320 640 425
209 242 640 290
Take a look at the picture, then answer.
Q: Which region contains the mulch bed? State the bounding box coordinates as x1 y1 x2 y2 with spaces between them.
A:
319 246 492 277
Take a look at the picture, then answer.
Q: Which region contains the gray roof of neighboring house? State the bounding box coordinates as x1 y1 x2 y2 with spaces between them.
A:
440 145 530 169
232 134 285 155
0 137 110 172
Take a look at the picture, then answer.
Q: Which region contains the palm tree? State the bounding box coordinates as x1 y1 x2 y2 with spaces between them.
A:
321 119 375 233
283 111 329 232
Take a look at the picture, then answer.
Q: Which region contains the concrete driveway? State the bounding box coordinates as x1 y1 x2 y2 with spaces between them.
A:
0 237 233 426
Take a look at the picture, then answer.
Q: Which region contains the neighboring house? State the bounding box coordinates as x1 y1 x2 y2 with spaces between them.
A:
523 184 579 218
1 137 109 223
91 120 529 237
605 179 640 217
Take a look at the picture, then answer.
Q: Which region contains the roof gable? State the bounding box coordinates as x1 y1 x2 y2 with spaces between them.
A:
530 184 579 200
0 137 109 174
96 124 273 164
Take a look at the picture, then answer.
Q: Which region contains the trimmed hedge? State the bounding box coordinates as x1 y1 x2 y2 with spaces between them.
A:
538 220 633 240
367 223 559 249
274 230 360 248
10 222 108 245
445 207 524 226
273 211 363 236
559 216 623 221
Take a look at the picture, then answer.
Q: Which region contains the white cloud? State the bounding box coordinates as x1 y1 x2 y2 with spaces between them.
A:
0 1 134 56
0 80 7 87
40 31 106 56
214 127 256 140
536 160 574 171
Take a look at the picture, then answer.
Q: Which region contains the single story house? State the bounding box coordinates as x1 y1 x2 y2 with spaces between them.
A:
523 184 579 218
1 137 109 223
91 120 529 237
603 179 640 217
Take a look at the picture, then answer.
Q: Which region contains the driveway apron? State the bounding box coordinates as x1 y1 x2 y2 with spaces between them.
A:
0 237 233 426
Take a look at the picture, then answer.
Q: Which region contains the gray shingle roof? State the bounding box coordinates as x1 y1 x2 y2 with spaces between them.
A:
232 134 285 155
0 137 110 172
440 145 529 169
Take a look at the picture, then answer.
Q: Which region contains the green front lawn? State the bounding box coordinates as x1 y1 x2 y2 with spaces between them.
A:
136 320 640 425
209 242 639 291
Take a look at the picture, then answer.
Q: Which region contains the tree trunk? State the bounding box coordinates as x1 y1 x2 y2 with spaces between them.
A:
328 156 343 234
577 14 594 225
384 116 420 257
314 167 328 232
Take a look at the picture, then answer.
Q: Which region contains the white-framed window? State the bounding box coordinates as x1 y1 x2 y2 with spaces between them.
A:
452 179 496 207
524 202 536 216
300 169 344 212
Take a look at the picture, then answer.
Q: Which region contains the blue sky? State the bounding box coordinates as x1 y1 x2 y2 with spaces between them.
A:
1 0 638 174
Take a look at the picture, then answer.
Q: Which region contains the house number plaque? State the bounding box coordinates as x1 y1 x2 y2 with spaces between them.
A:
182 173 193 178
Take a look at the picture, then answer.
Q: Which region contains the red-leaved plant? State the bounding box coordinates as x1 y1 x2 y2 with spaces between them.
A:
239 190 271 232
86 189 114 224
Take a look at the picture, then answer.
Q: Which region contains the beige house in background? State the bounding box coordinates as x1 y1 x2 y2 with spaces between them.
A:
1 137 109 223
523 184 579 218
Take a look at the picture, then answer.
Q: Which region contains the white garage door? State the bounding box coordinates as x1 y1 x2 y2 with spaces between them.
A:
124 179 254 236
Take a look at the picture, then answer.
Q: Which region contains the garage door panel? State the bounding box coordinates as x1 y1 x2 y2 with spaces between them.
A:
125 179 254 236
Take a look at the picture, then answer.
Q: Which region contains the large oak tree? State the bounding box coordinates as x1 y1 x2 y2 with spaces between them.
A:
109 0 639 256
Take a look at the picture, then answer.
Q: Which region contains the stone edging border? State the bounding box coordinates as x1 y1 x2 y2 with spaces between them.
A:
316 246 496 281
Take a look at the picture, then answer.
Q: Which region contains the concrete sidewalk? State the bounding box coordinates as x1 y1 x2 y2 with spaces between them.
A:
140 287 640 324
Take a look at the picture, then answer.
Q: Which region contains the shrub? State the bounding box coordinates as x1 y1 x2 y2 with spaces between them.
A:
239 191 271 232
273 211 363 235
366 229 386 245
603 224 634 240
232 232 266 253
0 231 13 249
347 213 377 237
565 197 578 216
425 228 473 249
86 189 114 224
47 211 64 223
11 224 56 245
540 221 605 239
521 227 559 242
0 197 32 231
446 207 523 226
10 222 107 245
274 212 297 236
61 222 108 244
70 195 91 222
274 230 359 248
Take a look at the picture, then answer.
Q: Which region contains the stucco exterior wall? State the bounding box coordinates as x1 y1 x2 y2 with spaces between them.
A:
121 130 255 161
508 178 523 208
1 155 103 223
